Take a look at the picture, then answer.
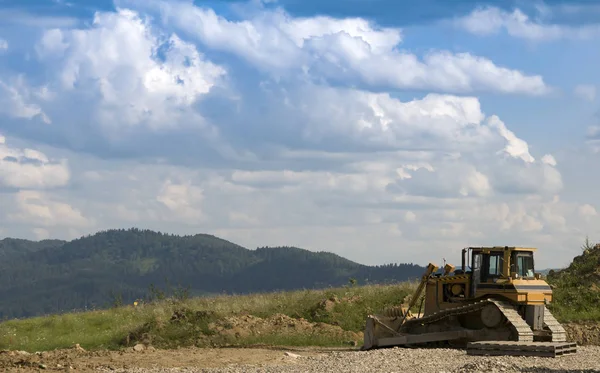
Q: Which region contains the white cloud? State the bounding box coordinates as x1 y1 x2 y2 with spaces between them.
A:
486 115 535 163
156 179 205 221
35 8 226 133
456 6 600 41
579 204 598 217
251 83 542 170
9 190 90 228
459 169 491 197
404 211 416 222
36 29 69 57
0 38 7 51
574 84 597 102
0 135 70 189
0 139 590 269
145 1 548 95
541 154 557 166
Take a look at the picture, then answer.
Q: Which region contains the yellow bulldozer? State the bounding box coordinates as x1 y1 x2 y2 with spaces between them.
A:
362 246 577 357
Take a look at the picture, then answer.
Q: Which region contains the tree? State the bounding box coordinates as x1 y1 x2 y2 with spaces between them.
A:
581 236 595 253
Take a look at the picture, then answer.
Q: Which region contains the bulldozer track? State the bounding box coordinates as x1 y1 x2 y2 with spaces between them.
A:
400 299 488 330
400 298 534 342
490 300 533 342
543 306 567 342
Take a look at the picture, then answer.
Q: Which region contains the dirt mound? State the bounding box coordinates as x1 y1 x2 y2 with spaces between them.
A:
124 307 362 349
563 322 600 345
211 313 361 342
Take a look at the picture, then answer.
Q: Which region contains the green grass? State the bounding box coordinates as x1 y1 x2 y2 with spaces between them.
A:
0 282 417 352
544 242 600 322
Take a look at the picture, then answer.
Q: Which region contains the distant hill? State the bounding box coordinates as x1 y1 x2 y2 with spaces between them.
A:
538 268 564 276
0 228 424 319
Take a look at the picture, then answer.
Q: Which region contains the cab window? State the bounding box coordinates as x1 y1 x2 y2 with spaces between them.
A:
488 254 501 275
481 253 503 282
511 251 535 278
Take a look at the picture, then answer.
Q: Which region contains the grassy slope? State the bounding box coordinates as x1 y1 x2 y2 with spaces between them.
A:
546 244 600 322
0 282 418 352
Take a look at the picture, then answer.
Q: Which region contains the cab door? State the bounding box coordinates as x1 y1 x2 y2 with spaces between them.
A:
471 252 482 296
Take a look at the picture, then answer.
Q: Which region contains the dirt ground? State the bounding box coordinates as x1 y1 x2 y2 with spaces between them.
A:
563 321 600 345
4 344 600 373
0 345 347 372
2 322 598 372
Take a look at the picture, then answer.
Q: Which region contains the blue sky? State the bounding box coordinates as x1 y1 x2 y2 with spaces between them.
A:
0 0 599 269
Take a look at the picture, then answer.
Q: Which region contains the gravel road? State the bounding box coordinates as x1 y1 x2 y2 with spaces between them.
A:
100 346 600 373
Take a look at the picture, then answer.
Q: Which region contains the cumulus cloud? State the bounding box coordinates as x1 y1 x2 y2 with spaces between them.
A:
139 0 548 95
35 8 226 134
9 190 90 228
262 87 491 150
156 179 205 222
456 6 600 41
225 82 543 176
0 134 70 189
486 116 535 163
0 4 550 162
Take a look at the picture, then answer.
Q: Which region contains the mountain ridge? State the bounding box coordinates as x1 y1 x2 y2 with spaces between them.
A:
0 228 424 320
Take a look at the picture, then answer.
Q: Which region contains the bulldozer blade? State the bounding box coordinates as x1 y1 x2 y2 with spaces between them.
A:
363 313 492 350
362 314 404 350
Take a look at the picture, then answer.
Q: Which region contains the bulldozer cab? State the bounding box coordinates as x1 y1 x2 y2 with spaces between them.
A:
466 247 537 294
420 247 548 317
462 247 551 308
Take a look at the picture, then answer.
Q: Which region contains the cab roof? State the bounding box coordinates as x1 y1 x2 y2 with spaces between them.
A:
467 246 537 252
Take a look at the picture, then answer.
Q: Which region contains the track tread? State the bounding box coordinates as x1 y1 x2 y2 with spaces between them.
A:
400 298 534 342
488 300 533 342
543 306 567 342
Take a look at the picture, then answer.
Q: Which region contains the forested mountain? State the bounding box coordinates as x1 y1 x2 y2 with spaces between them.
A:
0 228 425 319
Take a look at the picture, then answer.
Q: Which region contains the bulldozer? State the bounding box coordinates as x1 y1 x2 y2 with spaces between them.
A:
362 246 577 357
